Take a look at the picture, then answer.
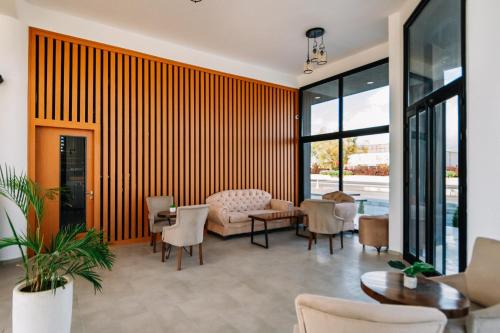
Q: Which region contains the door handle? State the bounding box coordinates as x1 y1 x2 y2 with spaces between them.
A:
86 190 94 200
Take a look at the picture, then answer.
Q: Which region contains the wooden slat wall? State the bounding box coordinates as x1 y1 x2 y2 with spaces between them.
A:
29 28 298 244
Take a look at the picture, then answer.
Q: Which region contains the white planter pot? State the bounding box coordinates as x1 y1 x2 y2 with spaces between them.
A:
403 275 418 289
169 207 176 213
12 276 73 333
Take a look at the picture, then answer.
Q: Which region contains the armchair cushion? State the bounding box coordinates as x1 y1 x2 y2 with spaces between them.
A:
271 199 293 211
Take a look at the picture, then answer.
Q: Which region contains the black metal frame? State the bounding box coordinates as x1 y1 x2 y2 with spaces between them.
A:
403 0 467 273
298 58 390 203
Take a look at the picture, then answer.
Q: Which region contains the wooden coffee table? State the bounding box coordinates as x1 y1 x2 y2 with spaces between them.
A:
360 271 470 318
248 209 307 249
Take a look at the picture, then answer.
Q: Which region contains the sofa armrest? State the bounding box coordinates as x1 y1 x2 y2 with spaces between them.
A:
467 303 500 333
431 273 468 297
207 202 229 225
271 199 293 211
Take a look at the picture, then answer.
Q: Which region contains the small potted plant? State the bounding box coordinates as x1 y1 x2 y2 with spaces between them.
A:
169 203 176 213
0 165 115 333
388 260 435 289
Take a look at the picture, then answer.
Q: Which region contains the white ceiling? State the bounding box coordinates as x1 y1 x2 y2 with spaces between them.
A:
27 0 405 76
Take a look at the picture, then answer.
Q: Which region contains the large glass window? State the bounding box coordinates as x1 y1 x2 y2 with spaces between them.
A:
300 60 389 227
408 0 462 106
343 63 389 131
301 80 339 136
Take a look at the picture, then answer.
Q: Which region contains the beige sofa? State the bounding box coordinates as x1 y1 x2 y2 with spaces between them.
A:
206 189 293 237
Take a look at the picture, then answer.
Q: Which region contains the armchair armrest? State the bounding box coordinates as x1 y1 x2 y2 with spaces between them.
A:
467 303 500 333
207 201 229 225
271 199 293 211
431 273 468 297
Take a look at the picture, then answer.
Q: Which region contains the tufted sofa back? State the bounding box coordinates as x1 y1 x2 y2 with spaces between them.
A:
206 189 272 212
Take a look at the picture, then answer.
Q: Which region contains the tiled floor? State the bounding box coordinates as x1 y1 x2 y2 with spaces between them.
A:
0 230 399 333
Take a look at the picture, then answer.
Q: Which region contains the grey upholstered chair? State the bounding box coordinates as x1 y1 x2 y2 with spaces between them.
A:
431 237 500 333
294 294 447 333
146 196 174 253
300 199 344 255
161 205 209 271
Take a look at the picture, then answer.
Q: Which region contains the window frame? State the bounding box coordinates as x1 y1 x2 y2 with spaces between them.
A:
298 58 390 203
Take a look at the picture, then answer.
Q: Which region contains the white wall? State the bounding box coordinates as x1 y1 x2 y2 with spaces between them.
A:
387 0 419 254
297 42 388 87
466 0 500 259
15 0 297 88
0 13 28 261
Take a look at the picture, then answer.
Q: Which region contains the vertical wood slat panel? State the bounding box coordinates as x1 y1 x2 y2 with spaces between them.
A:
46 38 53 120
124 55 130 240
30 29 298 244
131 56 137 239
109 52 116 241
54 40 61 121
102 50 109 239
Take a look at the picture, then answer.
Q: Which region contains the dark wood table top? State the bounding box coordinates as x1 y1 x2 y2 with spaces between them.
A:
157 210 177 218
248 208 306 222
360 271 470 318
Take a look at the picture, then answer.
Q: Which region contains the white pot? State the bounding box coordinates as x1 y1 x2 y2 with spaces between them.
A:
13 276 73 333
169 207 176 213
403 275 418 289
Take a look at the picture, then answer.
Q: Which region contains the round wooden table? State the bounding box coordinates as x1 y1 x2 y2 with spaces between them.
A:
360 271 470 318
157 210 176 219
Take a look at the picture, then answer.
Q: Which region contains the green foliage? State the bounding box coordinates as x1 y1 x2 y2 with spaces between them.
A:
452 208 459 228
0 164 115 293
446 170 458 178
388 260 435 278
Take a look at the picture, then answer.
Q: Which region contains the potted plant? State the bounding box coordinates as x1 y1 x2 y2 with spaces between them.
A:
0 165 115 333
388 260 435 289
169 203 176 213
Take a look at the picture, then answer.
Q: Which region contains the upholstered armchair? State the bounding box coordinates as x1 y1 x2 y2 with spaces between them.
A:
146 196 174 252
321 191 357 231
431 237 500 333
300 199 344 255
161 205 209 271
294 294 447 333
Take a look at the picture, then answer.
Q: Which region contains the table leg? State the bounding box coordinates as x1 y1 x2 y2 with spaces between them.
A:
295 216 309 238
250 219 269 249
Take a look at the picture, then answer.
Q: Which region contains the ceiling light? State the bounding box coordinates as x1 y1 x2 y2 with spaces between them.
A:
304 28 327 74
314 96 321 100
367 81 374 85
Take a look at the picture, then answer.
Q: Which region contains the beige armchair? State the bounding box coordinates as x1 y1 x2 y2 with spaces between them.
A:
146 196 174 252
294 294 447 333
300 199 344 255
431 237 500 333
322 191 357 231
161 205 209 271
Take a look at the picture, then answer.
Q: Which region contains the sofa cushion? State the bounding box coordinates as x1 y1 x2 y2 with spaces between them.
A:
228 209 279 224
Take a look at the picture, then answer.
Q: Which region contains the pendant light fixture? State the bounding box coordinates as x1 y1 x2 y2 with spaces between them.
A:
304 27 327 74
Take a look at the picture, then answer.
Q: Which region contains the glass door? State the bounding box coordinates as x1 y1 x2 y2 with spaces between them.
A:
433 96 461 274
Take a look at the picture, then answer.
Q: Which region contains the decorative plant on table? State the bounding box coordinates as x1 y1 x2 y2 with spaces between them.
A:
388 260 435 289
0 165 115 333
